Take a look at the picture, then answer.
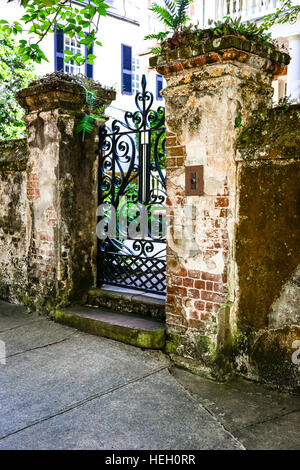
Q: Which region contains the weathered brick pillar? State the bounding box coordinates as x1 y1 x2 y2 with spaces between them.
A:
17 74 115 312
150 36 289 378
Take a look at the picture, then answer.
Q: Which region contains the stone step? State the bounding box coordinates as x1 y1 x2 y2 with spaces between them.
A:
86 285 165 322
55 305 166 350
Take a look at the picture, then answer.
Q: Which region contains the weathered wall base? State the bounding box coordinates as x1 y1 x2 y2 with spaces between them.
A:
0 139 29 304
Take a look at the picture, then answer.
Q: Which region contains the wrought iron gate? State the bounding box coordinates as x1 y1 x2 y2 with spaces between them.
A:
97 75 166 295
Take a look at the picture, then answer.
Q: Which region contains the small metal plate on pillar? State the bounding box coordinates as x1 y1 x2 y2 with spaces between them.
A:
185 165 204 196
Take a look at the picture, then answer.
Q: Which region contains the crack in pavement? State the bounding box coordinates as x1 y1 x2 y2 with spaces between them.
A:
169 370 300 447
232 407 300 433
0 318 44 334
0 365 169 442
170 370 245 450
0 330 79 361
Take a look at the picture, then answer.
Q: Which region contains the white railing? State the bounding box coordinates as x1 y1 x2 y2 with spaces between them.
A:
203 0 283 25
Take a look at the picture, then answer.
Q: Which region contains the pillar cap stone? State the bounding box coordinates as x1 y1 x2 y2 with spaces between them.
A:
17 72 116 114
150 34 290 77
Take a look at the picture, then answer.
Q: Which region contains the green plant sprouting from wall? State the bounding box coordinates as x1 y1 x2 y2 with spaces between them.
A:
73 74 114 141
145 0 193 54
146 6 284 55
207 16 273 47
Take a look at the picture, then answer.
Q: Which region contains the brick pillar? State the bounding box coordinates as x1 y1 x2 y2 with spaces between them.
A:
150 36 289 378
17 74 115 312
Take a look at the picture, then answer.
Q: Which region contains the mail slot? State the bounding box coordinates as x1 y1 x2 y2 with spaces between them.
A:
185 165 204 196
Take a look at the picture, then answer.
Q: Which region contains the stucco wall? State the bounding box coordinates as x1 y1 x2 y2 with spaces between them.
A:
150 34 289 381
150 33 299 391
235 105 300 391
0 74 115 313
0 139 30 302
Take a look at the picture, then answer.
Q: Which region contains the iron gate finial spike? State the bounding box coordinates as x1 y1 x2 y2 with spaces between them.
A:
141 74 147 93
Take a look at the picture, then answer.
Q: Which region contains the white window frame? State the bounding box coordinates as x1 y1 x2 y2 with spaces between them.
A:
64 35 85 76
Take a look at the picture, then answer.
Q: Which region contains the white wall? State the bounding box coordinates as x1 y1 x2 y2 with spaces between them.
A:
1 0 165 122
191 0 300 103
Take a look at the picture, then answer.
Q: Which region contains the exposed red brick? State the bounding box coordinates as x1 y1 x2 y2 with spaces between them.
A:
188 288 200 299
177 267 187 277
39 233 51 242
167 146 186 157
212 303 221 313
201 272 222 282
188 270 201 279
200 313 213 321
188 318 206 330
189 311 199 320
206 281 214 291
195 280 205 290
166 157 177 167
183 277 194 288
174 277 183 286
194 300 205 311
219 209 229 218
176 157 184 167
190 56 207 68
206 52 221 64
214 282 226 293
166 136 177 147
166 314 184 327
168 286 187 297
201 291 224 303
166 131 176 137
215 197 229 208
166 294 176 305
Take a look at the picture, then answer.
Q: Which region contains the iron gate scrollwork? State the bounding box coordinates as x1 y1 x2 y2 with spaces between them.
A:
97 75 166 295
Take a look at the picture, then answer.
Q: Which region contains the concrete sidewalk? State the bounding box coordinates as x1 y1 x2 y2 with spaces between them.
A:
0 300 299 450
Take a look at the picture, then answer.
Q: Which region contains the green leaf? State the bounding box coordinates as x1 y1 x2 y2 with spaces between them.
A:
76 114 95 142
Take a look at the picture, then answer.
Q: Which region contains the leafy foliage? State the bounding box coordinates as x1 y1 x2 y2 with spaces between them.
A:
1 0 110 66
207 16 273 47
262 0 300 29
0 31 36 140
145 0 193 45
75 80 109 141
148 12 283 56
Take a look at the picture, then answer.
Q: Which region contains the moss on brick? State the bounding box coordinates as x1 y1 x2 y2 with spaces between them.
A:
237 104 300 160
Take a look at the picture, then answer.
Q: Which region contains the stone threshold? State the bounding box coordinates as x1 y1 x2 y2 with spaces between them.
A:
55 305 166 350
90 285 165 304
86 285 166 322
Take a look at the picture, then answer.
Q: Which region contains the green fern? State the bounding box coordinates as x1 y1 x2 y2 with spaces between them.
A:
145 0 192 53
76 114 95 142
174 0 191 29
144 31 169 41
151 0 192 32
151 3 175 29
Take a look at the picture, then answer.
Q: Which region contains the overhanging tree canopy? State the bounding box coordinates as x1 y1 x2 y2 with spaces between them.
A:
0 0 110 65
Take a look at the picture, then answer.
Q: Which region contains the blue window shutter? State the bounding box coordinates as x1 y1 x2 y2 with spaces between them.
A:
156 74 163 100
54 26 64 72
85 39 94 79
121 44 132 95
